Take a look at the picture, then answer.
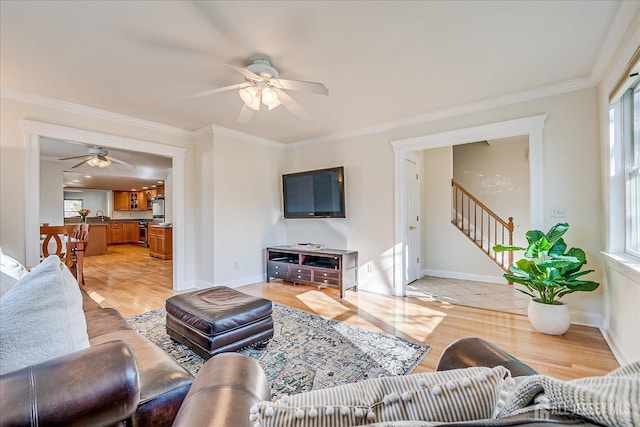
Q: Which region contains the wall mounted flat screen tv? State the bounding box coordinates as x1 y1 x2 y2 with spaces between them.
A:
282 166 345 218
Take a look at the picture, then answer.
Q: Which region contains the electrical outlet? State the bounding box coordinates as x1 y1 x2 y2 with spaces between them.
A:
367 263 373 273
550 207 565 218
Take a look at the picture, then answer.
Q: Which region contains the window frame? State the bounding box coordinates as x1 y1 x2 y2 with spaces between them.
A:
63 199 83 218
611 79 640 259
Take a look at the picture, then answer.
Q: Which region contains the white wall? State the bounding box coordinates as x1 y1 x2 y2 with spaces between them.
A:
193 129 214 286
40 160 65 225
453 137 530 246
422 146 505 281
284 134 396 294
62 190 110 218
209 132 286 288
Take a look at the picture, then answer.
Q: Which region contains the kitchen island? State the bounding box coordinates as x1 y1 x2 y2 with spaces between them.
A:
63 220 108 256
148 225 172 260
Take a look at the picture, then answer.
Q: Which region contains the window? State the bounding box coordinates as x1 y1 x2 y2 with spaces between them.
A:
611 80 640 258
63 199 83 218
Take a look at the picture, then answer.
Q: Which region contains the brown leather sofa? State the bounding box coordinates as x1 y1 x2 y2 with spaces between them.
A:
172 337 599 427
0 290 193 427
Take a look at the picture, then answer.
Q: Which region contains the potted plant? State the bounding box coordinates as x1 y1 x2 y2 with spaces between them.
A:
493 222 599 335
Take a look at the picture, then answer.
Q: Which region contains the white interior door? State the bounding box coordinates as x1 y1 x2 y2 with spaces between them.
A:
404 155 420 284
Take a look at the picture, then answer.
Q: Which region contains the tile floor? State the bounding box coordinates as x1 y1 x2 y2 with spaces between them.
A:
406 276 530 315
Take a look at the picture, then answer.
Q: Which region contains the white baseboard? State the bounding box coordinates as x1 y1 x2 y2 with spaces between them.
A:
421 268 505 285
600 325 631 366
569 310 602 328
194 274 264 290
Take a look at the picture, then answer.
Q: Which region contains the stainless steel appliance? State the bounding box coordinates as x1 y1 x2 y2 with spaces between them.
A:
138 221 148 247
151 197 165 220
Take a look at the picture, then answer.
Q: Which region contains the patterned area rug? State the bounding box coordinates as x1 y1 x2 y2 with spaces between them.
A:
126 303 430 398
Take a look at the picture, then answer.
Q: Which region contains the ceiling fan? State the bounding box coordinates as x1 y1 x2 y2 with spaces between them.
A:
189 56 329 122
58 147 133 169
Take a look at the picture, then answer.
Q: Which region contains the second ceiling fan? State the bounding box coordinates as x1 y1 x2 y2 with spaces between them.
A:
190 56 329 122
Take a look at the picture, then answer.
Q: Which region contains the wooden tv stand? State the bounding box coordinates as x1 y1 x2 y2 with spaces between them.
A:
266 246 358 298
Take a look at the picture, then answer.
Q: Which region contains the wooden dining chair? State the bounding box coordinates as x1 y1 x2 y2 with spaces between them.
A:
71 224 90 285
40 225 86 285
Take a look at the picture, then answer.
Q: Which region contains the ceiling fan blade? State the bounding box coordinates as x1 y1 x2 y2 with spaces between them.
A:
105 156 135 168
187 82 251 98
276 89 312 121
237 104 254 122
70 158 89 169
58 155 91 161
226 64 261 81
271 78 329 96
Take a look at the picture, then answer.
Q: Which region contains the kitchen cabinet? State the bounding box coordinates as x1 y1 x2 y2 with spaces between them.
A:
149 226 172 260
114 192 130 211
124 222 138 242
108 222 139 244
108 223 123 244
114 191 150 211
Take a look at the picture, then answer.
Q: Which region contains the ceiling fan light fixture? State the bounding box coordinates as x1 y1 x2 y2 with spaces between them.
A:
239 86 260 110
261 87 279 106
87 156 111 168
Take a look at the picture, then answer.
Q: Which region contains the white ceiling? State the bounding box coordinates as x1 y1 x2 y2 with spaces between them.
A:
0 0 624 145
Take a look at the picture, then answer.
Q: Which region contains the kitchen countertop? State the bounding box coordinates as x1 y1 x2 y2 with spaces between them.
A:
65 219 148 225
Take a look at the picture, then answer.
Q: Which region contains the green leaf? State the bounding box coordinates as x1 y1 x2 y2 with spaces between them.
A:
564 280 600 292
563 269 595 281
493 244 525 252
565 247 587 264
525 238 551 259
525 230 545 245
548 238 567 257
546 223 569 245
513 259 544 277
538 258 577 269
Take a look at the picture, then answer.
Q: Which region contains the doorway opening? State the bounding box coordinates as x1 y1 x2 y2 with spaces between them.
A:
391 114 547 296
23 120 188 291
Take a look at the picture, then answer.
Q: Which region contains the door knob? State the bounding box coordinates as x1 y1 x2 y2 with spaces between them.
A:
409 226 416 231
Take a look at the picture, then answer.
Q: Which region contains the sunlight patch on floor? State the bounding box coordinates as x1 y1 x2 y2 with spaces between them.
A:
296 289 351 319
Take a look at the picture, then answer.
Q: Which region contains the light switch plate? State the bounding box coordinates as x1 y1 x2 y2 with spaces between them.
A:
550 207 566 218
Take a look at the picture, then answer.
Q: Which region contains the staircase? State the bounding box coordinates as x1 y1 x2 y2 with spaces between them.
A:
451 179 514 273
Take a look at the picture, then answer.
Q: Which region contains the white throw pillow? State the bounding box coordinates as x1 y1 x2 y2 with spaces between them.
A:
251 365 511 426
0 271 19 298
0 246 28 281
0 255 90 374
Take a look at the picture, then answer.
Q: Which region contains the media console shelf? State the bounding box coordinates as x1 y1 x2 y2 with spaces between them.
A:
266 246 358 298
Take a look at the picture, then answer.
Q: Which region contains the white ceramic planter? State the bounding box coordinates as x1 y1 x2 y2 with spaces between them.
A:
527 299 571 335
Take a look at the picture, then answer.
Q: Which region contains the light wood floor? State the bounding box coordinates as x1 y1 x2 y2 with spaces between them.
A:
83 244 620 381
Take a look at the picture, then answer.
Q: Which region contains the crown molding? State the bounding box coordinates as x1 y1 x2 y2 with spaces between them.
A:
1 88 287 148
210 125 285 149
289 76 595 147
590 1 640 84
1 88 193 138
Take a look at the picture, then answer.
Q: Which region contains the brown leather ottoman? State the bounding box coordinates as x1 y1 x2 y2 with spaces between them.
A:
165 287 274 360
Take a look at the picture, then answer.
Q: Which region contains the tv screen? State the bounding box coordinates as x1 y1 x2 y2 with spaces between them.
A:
283 166 345 218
